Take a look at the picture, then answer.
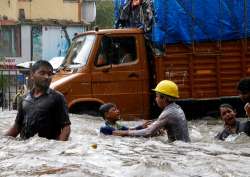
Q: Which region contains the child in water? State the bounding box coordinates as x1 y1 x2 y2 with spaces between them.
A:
99 103 150 135
215 104 250 140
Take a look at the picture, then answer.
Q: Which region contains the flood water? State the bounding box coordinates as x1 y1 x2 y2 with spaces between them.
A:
0 111 250 177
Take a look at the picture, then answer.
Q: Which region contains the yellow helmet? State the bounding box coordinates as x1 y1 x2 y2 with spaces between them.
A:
152 80 179 98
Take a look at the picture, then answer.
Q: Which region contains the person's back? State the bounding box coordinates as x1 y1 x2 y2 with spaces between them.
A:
158 102 190 142
113 80 190 142
238 120 250 136
238 77 250 117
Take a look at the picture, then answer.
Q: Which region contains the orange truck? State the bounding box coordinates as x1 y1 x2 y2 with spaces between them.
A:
51 28 250 119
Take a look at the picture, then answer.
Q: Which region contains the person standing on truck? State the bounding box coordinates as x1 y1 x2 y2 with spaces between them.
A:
215 103 250 141
5 60 71 141
113 80 191 142
237 77 250 118
118 0 153 33
99 103 152 135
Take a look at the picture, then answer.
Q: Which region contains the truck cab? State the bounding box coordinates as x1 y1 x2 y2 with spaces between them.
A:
51 28 151 120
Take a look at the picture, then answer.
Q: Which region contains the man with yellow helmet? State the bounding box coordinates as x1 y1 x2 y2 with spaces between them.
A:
113 80 190 142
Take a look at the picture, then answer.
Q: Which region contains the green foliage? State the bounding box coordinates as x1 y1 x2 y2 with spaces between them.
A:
0 58 7 90
0 74 7 90
94 1 115 28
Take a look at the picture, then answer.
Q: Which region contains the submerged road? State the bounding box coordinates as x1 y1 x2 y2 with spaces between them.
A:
0 111 250 177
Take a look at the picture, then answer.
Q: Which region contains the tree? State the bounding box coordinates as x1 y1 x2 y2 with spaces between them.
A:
94 1 114 28
0 58 7 89
0 58 7 107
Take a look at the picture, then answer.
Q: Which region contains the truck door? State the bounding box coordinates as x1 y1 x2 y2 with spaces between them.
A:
91 35 144 120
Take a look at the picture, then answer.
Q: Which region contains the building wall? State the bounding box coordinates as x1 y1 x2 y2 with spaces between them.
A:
0 0 18 20
0 0 80 22
20 25 31 62
6 25 31 64
18 0 80 22
7 25 84 64
1 0 85 63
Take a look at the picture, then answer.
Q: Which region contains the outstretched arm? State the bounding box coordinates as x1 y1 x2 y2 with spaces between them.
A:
113 118 167 137
6 99 24 138
129 120 153 130
56 93 71 141
58 125 71 141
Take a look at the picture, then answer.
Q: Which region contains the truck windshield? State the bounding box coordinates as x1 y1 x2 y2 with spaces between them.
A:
62 34 95 68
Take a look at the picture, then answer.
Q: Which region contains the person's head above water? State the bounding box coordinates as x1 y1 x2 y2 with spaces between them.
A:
31 60 53 73
219 104 236 126
99 103 120 123
152 80 179 109
30 60 54 91
237 77 250 103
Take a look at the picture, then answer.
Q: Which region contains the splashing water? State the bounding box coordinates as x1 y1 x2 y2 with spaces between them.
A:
0 111 250 177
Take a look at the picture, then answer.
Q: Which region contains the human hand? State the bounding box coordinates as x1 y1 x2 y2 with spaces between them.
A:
113 130 129 137
244 103 250 117
155 129 166 136
141 120 153 128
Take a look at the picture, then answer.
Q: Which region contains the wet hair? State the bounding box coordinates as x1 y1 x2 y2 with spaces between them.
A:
158 93 176 103
219 103 233 110
219 103 237 117
99 103 115 119
31 60 53 73
237 77 250 94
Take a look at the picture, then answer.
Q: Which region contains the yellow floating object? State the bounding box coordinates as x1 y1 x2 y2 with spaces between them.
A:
91 143 97 149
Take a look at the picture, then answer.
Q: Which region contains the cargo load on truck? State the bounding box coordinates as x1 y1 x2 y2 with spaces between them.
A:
52 1 250 120
114 0 250 45
114 0 250 118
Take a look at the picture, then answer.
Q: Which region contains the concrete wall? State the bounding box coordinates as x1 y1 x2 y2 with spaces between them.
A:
20 25 31 62
7 25 84 64
6 25 31 64
0 0 18 20
1 0 84 64
18 0 80 22
0 0 80 22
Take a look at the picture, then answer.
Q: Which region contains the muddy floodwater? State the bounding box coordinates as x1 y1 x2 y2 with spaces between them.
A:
0 111 250 177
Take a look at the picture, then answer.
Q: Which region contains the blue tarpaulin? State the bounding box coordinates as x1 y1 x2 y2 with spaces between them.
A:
151 0 250 45
113 0 127 28
114 0 250 45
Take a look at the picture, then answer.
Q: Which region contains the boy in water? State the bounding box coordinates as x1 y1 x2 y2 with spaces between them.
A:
215 104 250 140
99 103 150 135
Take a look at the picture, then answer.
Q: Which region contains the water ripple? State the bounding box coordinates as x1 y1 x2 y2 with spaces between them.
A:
0 112 249 177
